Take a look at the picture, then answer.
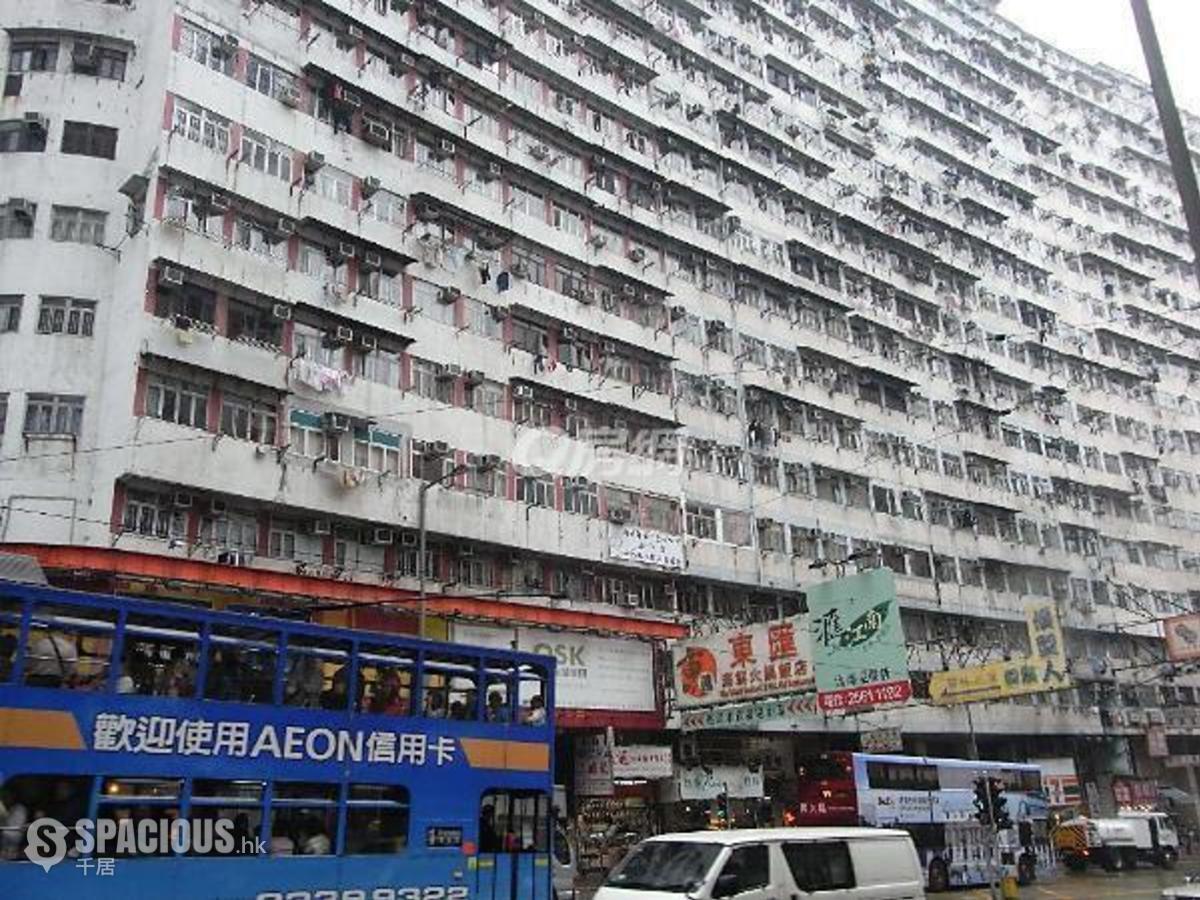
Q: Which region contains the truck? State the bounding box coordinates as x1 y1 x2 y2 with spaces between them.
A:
1054 811 1179 871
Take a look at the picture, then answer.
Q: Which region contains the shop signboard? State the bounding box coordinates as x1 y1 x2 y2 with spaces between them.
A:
860 727 903 754
670 766 765 801
575 734 613 797
609 525 684 570
679 695 817 731
612 745 674 780
807 569 911 712
1165 613 1200 662
454 623 656 712
1035 757 1081 807
672 616 812 709
929 601 1070 705
1148 726 1170 758
1113 777 1158 808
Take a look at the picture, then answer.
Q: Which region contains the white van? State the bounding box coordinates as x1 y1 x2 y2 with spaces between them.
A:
594 828 924 900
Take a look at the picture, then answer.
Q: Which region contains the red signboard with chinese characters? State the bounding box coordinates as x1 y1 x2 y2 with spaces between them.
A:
1113 777 1158 808
672 616 814 709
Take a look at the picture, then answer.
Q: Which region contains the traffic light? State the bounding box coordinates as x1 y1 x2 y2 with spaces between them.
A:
989 778 1012 831
972 776 1013 831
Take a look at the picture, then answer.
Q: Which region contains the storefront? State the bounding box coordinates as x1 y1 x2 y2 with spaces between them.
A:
659 764 770 831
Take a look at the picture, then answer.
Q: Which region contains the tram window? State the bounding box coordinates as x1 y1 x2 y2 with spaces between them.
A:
0 774 90 861
205 625 279 703
0 594 20 683
283 635 351 709
270 782 337 856
97 777 182 857
480 790 550 853
357 645 414 716
484 659 515 724
121 612 200 697
190 779 264 856
25 603 117 690
344 784 410 854
517 663 549 726
425 653 480 721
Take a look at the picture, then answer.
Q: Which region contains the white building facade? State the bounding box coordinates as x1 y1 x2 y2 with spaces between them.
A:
2 0 1200 792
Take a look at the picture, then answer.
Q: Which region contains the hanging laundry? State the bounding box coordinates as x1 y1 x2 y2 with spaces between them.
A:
496 271 511 292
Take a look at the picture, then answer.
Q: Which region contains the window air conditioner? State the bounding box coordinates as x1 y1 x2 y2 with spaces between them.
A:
312 519 333 535
159 266 185 287
323 412 351 433
272 303 292 320
361 175 383 199
372 528 395 545
357 333 378 352
304 151 326 173
173 492 193 509
362 250 382 270
338 241 356 260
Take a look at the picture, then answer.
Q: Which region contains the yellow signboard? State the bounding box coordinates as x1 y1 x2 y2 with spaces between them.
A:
929 602 1070 706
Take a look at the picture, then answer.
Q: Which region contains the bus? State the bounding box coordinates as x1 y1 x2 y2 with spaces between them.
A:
0 578 557 900
790 751 1052 892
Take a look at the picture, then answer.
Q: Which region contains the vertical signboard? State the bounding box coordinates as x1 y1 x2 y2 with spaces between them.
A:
808 569 911 712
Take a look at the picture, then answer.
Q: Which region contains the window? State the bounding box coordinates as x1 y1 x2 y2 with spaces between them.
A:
686 504 717 540
240 128 293 183
517 472 554 508
36 297 95 336
0 394 6 438
783 841 855 891
74 43 127 81
24 393 84 436
49 206 106 245
0 119 47 153
0 201 35 239
123 490 186 539
268 782 338 855
354 348 401 387
245 54 294 100
179 21 235 77
564 478 598 517
220 394 277 443
0 296 20 333
315 165 353 208
480 791 549 853
190 780 263 854
60 120 118 158
714 845 770 897
172 98 230 153
352 430 402 474
346 785 410 854
145 375 208 428
8 41 58 73
228 300 282 347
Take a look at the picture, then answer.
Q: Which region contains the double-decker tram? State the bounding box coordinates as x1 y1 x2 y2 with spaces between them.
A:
0 579 556 900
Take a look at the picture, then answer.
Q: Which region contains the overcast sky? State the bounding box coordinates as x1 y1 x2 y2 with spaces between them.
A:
997 0 1200 119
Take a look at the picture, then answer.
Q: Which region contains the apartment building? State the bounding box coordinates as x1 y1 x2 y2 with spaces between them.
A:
2 0 1200 806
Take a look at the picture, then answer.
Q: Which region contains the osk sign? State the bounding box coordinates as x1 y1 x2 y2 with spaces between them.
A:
453 623 656 712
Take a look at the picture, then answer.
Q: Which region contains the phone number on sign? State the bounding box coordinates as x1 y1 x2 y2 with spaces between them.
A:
819 681 912 711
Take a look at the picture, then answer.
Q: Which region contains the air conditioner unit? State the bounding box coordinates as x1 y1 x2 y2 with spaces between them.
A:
357 333 378 352
564 397 578 411
361 175 383 199
436 363 462 380
209 500 228 516
217 550 248 566
480 453 502 469
173 492 193 509
399 531 419 547
22 112 48 133
371 528 395 545
363 121 391 149
278 84 301 107
437 286 460 305
221 34 239 55
513 384 535 399
560 326 577 342
272 303 292 320
305 151 326 173
334 325 354 343
608 507 630 524
466 369 485 384
338 241 356 260
399 51 416 67
362 250 382 270
348 24 366 41
323 412 351 433
624 593 640 607
621 284 636 297
529 144 550 161
627 247 646 263
207 192 230 213
428 440 451 457
333 85 362 108
159 266 185 287
482 161 503 181
275 216 296 237
437 138 457 156
312 519 333 536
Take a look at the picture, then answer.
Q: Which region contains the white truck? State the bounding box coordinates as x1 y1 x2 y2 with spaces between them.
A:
1055 811 1179 871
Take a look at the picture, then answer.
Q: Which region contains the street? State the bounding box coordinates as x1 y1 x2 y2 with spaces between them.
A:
942 867 1195 900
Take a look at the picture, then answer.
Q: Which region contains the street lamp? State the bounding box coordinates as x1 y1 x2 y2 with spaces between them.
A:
417 453 500 638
